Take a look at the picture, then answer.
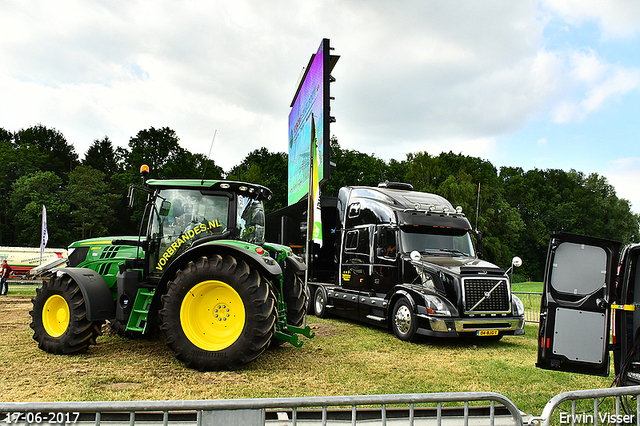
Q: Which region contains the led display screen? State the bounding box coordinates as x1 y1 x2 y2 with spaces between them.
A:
288 39 330 205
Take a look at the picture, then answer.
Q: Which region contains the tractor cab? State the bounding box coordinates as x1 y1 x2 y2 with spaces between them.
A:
144 181 268 278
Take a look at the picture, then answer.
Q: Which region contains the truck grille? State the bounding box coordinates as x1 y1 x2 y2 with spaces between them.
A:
462 278 510 314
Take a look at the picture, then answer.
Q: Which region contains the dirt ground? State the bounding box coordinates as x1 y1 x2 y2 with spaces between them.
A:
0 294 32 335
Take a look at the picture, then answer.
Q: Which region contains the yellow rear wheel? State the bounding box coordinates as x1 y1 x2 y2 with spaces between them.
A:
159 255 275 371
42 294 70 337
180 280 246 351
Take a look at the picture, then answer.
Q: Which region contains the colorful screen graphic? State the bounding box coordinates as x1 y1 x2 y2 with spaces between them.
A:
288 39 329 205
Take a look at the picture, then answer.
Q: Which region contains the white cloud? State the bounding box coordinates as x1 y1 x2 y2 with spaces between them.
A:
0 0 639 181
602 157 640 212
552 52 640 123
541 0 640 39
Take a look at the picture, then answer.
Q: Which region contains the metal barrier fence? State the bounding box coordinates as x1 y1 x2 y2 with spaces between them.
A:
513 292 541 324
5 385 640 425
1 392 524 426
533 385 640 426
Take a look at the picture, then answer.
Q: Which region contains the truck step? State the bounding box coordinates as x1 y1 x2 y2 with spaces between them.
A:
365 315 386 322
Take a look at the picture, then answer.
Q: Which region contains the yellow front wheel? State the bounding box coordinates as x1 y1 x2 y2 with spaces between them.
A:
42 295 70 337
180 280 246 351
29 275 102 354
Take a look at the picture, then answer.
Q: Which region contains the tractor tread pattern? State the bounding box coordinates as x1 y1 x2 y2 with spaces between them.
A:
29 275 102 354
159 254 275 371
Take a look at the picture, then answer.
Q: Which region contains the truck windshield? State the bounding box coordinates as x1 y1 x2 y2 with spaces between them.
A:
400 228 475 257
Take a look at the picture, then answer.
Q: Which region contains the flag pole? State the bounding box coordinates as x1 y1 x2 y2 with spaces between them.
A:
40 205 48 265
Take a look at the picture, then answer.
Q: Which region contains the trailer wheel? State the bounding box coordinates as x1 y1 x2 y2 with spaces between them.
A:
159 254 275 371
305 284 313 314
30 275 102 354
313 286 328 318
391 297 417 342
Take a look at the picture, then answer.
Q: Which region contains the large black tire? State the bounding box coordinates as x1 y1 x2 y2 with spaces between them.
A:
159 254 275 371
29 275 102 354
391 297 417 342
282 271 307 327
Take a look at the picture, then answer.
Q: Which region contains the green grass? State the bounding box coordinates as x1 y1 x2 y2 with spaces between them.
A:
6 283 39 295
512 281 542 293
0 295 613 417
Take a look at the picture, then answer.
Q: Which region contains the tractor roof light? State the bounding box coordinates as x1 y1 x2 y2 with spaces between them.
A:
456 206 463 214
139 164 150 184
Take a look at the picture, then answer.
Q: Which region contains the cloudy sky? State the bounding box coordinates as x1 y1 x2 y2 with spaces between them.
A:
1 1 639 212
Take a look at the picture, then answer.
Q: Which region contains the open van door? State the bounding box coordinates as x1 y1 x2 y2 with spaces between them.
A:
611 243 640 385
536 232 621 376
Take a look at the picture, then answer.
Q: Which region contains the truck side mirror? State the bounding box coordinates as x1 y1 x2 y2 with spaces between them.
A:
474 230 483 259
505 256 522 275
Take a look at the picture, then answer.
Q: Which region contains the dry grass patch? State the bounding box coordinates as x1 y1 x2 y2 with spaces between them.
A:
0 295 613 415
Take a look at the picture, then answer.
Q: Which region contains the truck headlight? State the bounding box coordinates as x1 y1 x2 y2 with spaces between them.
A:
511 294 525 317
424 294 451 316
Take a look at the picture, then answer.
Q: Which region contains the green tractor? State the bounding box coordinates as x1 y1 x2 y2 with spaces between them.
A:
29 168 312 371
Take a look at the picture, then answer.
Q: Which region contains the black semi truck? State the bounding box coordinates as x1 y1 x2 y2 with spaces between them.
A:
267 182 525 342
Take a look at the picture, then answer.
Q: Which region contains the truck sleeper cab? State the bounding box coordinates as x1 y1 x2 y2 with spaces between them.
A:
270 183 525 342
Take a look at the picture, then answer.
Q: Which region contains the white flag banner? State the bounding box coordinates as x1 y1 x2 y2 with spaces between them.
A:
40 205 48 258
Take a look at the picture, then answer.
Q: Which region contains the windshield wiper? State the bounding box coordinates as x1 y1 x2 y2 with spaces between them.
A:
439 248 468 256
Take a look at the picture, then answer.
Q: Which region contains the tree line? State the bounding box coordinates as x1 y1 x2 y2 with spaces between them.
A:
1 124 638 281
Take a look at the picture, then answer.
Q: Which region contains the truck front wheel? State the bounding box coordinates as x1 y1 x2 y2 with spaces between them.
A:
29 275 102 354
159 254 275 371
391 297 417 342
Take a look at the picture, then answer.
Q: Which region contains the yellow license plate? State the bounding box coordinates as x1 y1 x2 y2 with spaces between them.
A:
477 330 499 337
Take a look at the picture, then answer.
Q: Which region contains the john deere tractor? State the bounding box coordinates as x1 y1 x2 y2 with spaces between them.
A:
29 167 311 371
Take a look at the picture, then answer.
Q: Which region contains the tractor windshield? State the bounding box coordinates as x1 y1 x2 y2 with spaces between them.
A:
149 189 230 273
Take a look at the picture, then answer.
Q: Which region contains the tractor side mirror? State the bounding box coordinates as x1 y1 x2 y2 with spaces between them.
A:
159 200 171 217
